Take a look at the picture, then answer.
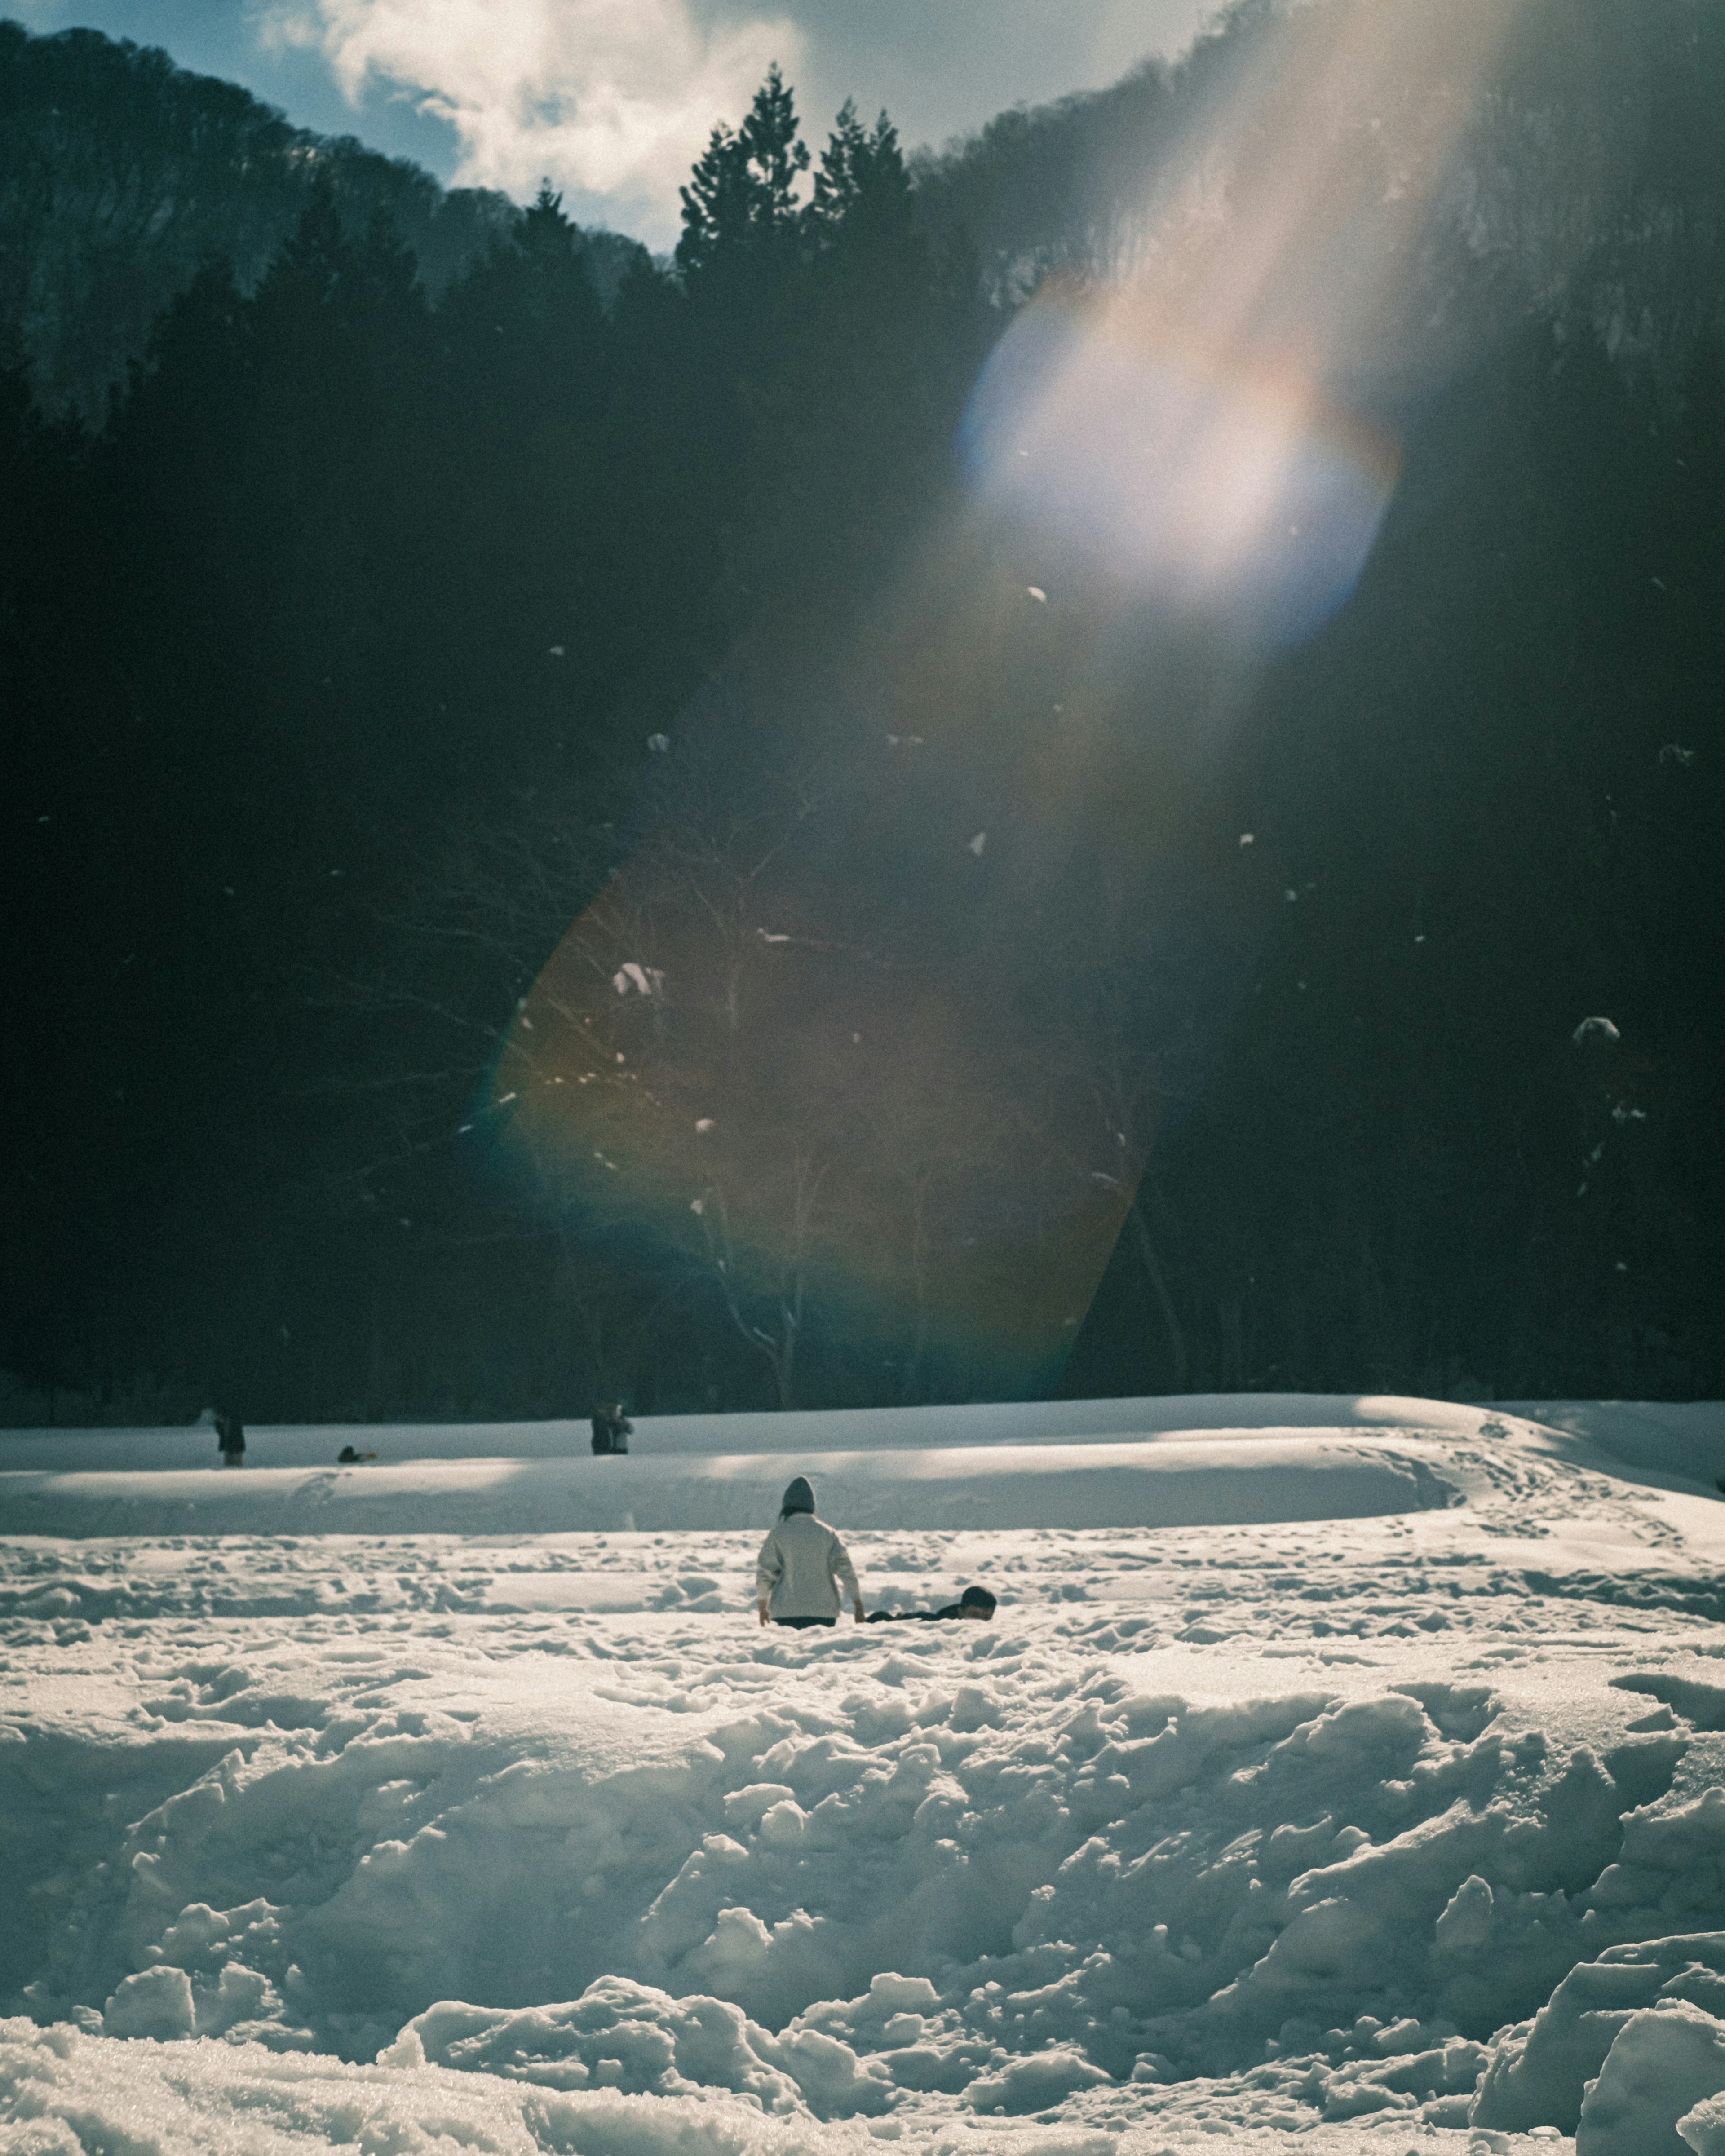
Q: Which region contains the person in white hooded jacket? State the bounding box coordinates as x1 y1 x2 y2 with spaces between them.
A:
755 1475 864 1627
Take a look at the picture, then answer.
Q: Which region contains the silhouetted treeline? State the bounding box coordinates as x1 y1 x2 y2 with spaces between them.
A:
1 9 1721 1423
1066 325 1725 1403
0 69 982 1420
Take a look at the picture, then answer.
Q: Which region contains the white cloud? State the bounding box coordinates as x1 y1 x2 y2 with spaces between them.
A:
260 0 803 237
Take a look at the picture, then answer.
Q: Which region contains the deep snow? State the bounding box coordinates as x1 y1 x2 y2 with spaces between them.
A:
4 1394 1725 2153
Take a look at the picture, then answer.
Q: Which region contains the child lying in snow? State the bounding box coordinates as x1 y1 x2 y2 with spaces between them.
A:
867 1585 996 1623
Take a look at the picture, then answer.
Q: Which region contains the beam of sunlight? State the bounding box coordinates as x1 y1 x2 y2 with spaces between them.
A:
964 0 1518 649
490 1 1528 1401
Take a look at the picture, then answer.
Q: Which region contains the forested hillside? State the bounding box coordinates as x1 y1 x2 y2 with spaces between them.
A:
0 19 644 415
1 2 1720 1424
915 0 1725 356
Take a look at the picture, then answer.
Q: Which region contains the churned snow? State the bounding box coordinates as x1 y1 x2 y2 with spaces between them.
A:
4 1393 1725 2152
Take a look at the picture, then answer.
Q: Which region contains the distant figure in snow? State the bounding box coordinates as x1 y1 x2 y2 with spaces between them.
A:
868 1585 996 1624
337 1445 378 1464
214 1411 245 1467
591 1403 632 1455
756 1476 864 1628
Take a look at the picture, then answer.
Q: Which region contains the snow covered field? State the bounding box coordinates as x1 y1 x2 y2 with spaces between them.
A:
5 1394 1725 2154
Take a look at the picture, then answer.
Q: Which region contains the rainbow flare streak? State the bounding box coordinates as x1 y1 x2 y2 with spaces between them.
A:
491 0 1520 1401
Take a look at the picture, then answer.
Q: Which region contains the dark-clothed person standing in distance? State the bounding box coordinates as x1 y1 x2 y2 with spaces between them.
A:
591 1403 632 1455
756 1476 863 1627
215 1411 245 1466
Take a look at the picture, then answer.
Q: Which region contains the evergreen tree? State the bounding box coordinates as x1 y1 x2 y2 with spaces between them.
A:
807 101 914 256
675 63 809 287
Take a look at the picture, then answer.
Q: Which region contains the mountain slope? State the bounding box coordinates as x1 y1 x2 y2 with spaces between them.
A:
0 19 641 413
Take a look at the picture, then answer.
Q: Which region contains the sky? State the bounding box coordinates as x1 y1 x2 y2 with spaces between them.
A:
10 0 1214 247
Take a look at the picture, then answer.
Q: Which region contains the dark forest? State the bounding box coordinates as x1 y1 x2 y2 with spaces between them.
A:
2 2 1721 1425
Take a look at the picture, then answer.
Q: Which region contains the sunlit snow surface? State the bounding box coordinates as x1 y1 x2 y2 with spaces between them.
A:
5 1396 1725 2153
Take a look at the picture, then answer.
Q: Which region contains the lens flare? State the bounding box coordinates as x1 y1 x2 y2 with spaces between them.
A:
488 0 1526 1403
491 868 1140 1404
964 286 1400 647
963 0 1517 649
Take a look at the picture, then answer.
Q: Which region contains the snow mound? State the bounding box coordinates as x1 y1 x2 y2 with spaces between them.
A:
1474 1929 1725 2132
8 1650 1718 2100
0 1388 1583 1468
0 2016 835 2156
388 1975 896 2118
1576 1998 1725 2152
0 1433 1465 1536
1685 2086 1725 2153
